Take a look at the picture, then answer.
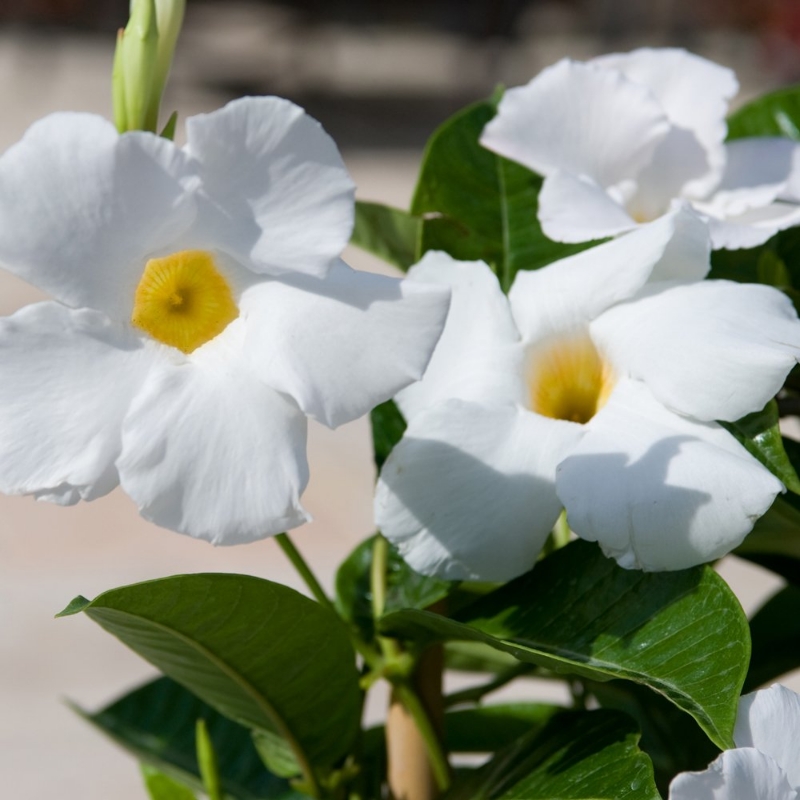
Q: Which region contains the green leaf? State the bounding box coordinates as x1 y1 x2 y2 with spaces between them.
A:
444 709 659 800
444 641 520 674
197 718 224 800
411 99 597 291
335 534 455 642
56 594 90 617
719 399 800 492
444 703 561 753
381 540 749 749
727 85 800 140
160 110 178 141
746 584 800 691
252 731 301 779
351 201 422 270
370 399 406 470
65 574 361 776
141 766 198 800
74 676 301 800
589 680 719 795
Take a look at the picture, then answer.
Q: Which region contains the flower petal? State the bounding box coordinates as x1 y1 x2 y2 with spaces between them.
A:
0 113 196 320
591 279 800 422
628 126 712 220
394 252 525 421
591 48 737 197
703 139 797 217
376 399 581 581
0 302 161 504
509 207 709 344
240 259 450 429
707 201 800 249
668 749 797 800
480 58 669 187
185 96 355 278
538 171 638 243
735 685 800 787
556 379 783 571
117 342 310 544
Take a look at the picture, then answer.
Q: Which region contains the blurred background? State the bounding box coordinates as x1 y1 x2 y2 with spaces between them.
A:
0 1 799 797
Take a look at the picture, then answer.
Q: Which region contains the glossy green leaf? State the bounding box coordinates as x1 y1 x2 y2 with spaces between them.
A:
444 709 659 800
745 584 800 691
444 703 560 753
411 99 597 291
727 84 800 140
381 540 749 748
351 201 421 270
589 680 719 795
63 574 361 776
75 676 300 800
141 766 198 800
252 731 301 779
720 399 800 492
370 399 406 470
335 534 455 642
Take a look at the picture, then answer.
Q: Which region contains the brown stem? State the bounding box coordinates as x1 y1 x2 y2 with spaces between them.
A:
386 644 446 800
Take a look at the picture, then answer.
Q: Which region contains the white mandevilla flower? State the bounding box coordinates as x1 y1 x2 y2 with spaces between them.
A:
0 97 450 544
374 207 800 580
669 684 800 800
480 47 800 250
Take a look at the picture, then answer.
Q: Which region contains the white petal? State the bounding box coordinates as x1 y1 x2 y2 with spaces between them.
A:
538 172 638 243
556 379 783 571
703 139 797 217
395 252 525 421
0 113 196 320
0 302 161 503
592 48 737 196
669 749 797 800
480 58 669 187
240 259 450 429
375 399 582 581
509 207 709 343
707 201 800 249
736 685 800 787
591 280 800 422
117 347 310 544
628 126 712 220
185 96 355 278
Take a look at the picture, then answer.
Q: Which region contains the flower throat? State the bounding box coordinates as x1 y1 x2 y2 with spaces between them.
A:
131 250 238 354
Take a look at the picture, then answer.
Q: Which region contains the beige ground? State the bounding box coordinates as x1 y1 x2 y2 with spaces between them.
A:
0 6 797 798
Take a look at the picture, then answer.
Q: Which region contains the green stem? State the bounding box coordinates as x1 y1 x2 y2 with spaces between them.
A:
444 663 532 708
394 682 452 792
276 533 335 611
276 533 381 670
553 510 571 549
371 535 402 660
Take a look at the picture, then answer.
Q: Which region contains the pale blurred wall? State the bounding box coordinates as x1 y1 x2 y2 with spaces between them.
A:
0 3 798 798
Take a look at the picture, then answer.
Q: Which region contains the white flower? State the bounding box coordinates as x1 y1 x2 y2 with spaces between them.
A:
374 207 799 581
669 684 800 800
0 97 450 544
480 48 800 250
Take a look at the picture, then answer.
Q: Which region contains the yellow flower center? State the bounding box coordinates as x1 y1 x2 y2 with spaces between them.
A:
528 334 615 424
131 250 238 353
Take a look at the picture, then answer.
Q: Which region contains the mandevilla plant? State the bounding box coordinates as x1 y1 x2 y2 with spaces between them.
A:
5 3 800 799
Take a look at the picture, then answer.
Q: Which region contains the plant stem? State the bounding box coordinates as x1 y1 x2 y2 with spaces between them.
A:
392 681 451 793
553 510 571 549
275 532 335 611
444 662 532 708
276 532 381 670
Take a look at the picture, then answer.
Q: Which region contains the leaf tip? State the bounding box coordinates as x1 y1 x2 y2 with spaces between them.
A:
56 595 91 618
